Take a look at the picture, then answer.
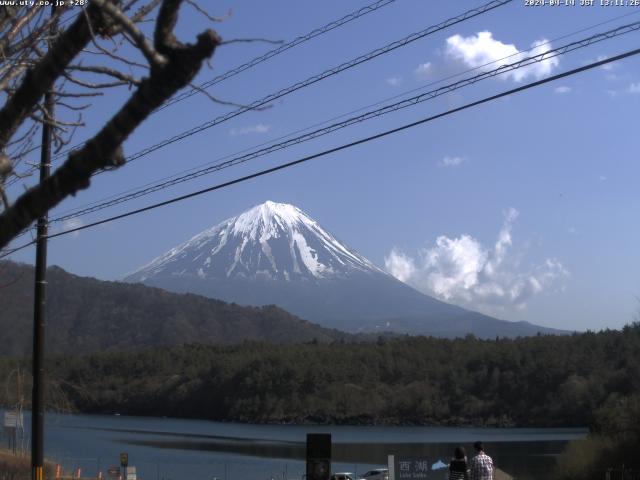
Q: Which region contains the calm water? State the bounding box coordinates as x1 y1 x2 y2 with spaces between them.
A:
2 411 587 480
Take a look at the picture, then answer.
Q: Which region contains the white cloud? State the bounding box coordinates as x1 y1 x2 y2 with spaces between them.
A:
61 217 84 238
230 123 271 135
628 83 640 93
384 208 568 310
386 75 403 87
596 55 616 71
421 234 488 300
445 31 559 82
414 62 432 78
585 55 617 75
385 249 416 282
604 83 640 97
554 86 571 94
438 156 464 167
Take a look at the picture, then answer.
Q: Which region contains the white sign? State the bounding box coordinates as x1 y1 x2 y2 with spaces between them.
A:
4 411 23 428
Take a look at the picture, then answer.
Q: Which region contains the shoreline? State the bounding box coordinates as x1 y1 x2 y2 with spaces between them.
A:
35 406 590 430
0 447 516 480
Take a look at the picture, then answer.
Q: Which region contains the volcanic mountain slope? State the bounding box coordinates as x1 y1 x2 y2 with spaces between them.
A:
126 201 565 338
0 260 353 356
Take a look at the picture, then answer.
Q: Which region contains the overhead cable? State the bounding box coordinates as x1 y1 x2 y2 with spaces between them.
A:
158 0 398 111
38 47 640 242
29 0 398 170
2 47 637 257
48 0 512 171
48 9 640 220
49 20 640 224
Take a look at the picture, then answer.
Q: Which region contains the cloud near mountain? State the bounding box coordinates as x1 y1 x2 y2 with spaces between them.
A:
385 208 568 311
126 201 565 338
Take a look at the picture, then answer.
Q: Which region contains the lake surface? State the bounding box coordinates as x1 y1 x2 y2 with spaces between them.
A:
2 411 587 480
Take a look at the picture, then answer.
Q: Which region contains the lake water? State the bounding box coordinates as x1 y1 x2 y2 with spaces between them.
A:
2 411 587 480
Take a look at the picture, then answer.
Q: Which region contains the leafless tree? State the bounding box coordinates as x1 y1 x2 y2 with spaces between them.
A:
0 0 223 250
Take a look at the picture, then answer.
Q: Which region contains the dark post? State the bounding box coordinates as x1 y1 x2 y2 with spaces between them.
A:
31 35 55 480
306 433 331 480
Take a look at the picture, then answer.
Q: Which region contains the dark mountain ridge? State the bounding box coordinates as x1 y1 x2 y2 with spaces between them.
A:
0 260 353 356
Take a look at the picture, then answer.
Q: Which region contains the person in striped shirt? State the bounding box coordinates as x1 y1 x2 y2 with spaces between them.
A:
469 442 494 480
448 446 470 480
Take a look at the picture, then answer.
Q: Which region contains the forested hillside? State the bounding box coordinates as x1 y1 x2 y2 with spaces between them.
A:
1 326 638 429
0 261 353 355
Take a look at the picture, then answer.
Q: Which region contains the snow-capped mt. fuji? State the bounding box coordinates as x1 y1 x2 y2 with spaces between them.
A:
129 201 382 283
126 201 565 338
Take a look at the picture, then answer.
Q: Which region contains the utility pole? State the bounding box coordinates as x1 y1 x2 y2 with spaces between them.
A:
32 9 55 480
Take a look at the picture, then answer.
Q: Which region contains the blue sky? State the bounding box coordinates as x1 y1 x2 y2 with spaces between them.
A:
6 0 640 331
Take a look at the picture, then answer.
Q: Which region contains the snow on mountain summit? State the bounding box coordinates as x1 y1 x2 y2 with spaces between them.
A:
127 201 382 283
123 202 551 338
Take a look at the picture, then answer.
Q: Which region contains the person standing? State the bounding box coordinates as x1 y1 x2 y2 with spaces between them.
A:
469 441 494 480
448 446 470 480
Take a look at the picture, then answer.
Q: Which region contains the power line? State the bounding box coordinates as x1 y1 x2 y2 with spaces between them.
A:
31 0 397 169
2 46 637 257
158 0 398 111
4 11 637 255
60 0 512 170
0 241 35 258
35 47 639 243
10 0 508 186
48 20 640 224
10 5 639 190
1 0 511 245
49 8 640 221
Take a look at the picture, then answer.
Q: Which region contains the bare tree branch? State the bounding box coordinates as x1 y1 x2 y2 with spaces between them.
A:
130 0 163 22
81 45 149 69
0 2 105 150
0 4 221 248
55 100 91 111
92 0 167 67
0 152 13 210
0 8 62 59
0 63 29 93
68 64 141 85
62 71 129 89
6 122 38 148
154 0 182 54
185 0 231 23
53 90 104 98
220 38 284 46
0 6 43 56
186 81 272 110
30 112 83 129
